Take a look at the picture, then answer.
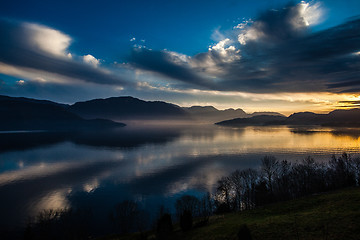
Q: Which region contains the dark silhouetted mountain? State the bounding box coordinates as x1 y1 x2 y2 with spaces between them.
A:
249 112 285 117
183 106 283 122
286 112 327 125
216 115 287 126
183 106 247 122
286 109 360 126
0 95 125 131
216 108 360 127
69 96 189 120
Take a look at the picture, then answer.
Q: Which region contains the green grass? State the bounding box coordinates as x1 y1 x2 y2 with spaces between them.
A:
101 187 360 240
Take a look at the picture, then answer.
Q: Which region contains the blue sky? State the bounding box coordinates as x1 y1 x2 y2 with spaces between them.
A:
1 0 360 114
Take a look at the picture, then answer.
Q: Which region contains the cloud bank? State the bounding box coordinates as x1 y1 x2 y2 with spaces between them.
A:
128 2 360 94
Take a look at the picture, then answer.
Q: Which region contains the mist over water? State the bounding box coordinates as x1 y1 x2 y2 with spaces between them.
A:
0 124 359 232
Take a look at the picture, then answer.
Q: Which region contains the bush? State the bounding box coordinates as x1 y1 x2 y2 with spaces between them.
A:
156 213 173 240
180 210 193 231
237 224 252 240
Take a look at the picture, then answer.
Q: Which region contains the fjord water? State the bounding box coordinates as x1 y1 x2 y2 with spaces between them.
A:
1 124 360 232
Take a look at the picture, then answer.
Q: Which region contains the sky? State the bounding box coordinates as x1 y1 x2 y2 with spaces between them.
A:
0 0 360 115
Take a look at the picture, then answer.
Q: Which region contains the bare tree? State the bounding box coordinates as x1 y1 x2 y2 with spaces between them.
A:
275 160 292 200
175 195 200 219
110 200 144 234
199 192 213 219
215 176 233 211
329 153 356 188
241 169 258 209
261 155 279 195
230 170 243 211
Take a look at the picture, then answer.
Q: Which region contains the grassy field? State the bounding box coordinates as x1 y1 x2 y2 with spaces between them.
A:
101 187 360 240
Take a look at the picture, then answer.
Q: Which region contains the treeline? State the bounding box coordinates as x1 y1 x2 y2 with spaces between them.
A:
214 153 360 212
22 195 213 240
22 153 360 240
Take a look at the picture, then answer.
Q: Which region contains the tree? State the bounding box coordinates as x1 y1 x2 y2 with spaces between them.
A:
352 157 360 185
156 213 173 239
180 210 193 231
240 169 258 209
110 200 144 234
274 160 292 200
175 195 200 219
261 155 279 195
329 153 356 188
215 176 234 211
199 192 213 220
230 170 243 211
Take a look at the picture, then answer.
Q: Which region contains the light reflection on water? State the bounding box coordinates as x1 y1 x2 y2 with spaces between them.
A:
0 125 360 231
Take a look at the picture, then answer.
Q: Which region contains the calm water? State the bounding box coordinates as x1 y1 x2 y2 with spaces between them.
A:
1 124 360 232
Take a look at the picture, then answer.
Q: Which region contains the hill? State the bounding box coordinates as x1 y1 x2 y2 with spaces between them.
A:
183 106 284 123
0 95 125 131
217 108 360 127
101 187 360 240
216 115 287 126
0 94 285 125
69 96 189 120
183 106 247 122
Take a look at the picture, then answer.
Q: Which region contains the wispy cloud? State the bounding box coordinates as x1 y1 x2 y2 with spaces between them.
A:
337 100 360 108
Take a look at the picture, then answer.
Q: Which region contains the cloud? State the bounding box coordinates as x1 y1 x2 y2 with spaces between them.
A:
23 23 72 57
128 47 216 89
83 54 100 67
0 19 129 86
337 100 360 108
128 1 360 94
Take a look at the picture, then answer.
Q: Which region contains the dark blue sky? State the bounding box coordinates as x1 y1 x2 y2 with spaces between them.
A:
2 0 358 57
1 0 360 113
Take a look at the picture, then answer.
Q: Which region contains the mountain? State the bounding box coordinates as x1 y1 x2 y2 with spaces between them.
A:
0 95 125 131
216 115 287 126
249 111 285 117
288 109 360 126
183 106 284 122
69 96 189 120
216 108 360 127
183 106 247 122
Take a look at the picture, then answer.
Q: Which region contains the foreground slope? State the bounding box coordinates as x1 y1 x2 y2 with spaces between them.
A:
104 187 360 240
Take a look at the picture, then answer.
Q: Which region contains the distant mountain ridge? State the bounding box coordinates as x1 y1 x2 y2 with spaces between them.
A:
0 95 125 131
69 97 284 122
68 96 189 120
183 106 284 122
2 94 330 131
216 108 360 127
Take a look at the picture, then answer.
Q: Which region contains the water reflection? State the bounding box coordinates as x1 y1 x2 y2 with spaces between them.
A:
0 125 360 233
0 127 181 153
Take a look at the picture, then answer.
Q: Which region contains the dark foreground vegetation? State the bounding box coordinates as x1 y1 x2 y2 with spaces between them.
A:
17 153 360 240
103 187 360 240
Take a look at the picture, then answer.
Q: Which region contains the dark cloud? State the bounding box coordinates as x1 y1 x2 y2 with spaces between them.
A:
0 19 129 86
128 48 216 89
128 2 360 94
